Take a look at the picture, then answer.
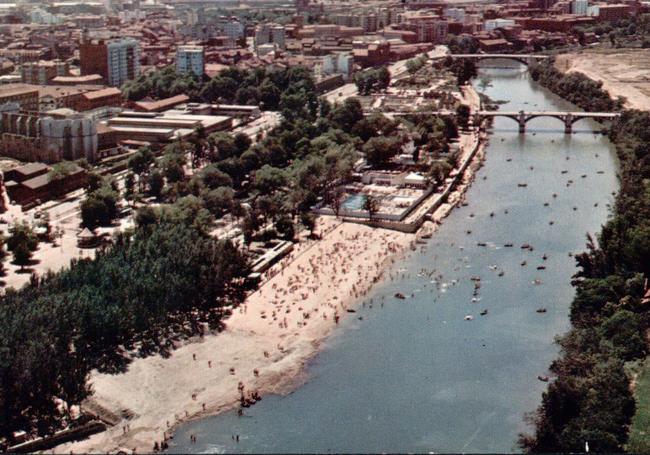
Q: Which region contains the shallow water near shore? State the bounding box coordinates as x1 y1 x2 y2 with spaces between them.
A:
168 61 620 453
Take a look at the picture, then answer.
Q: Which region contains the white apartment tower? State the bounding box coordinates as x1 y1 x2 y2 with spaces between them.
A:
572 0 588 15
106 39 140 87
176 45 205 76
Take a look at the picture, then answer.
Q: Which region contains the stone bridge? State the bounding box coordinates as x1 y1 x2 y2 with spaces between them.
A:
371 110 621 134
446 54 550 66
475 110 621 133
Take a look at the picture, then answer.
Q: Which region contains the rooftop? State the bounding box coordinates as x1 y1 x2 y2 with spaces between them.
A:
83 87 122 100
0 84 39 98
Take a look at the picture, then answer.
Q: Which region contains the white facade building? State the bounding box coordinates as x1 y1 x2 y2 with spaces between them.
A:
444 7 466 23
176 45 204 76
322 52 354 80
572 0 588 15
106 39 140 87
484 18 515 31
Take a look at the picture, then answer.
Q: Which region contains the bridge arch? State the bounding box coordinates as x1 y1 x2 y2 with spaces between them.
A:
474 56 530 66
524 114 569 130
448 54 549 67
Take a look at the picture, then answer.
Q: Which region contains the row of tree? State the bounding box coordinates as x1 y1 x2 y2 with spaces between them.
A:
520 62 650 453
0 213 250 441
122 65 319 118
529 60 625 112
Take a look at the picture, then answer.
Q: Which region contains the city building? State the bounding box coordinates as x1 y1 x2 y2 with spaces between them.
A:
255 24 287 51
21 60 69 85
485 18 516 31
4 162 88 206
133 94 190 112
0 109 98 163
176 45 204 76
444 7 466 23
29 8 64 25
103 111 232 143
75 87 122 112
0 84 39 111
572 0 589 15
595 3 632 20
321 52 354 80
80 35 140 87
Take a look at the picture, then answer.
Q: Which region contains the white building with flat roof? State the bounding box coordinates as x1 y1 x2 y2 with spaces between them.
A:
484 18 515 31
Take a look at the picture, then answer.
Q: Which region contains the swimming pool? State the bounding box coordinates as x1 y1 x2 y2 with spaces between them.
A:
341 193 367 211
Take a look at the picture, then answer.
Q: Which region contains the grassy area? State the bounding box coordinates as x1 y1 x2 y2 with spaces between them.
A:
628 358 650 452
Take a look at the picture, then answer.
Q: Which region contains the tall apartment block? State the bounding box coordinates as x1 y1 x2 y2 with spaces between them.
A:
80 35 140 87
176 45 204 76
254 24 286 50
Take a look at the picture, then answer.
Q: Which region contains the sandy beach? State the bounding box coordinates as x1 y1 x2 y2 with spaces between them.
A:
556 50 650 110
55 87 485 454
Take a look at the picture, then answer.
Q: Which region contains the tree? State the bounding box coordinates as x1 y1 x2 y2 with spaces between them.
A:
456 104 471 129
259 78 281 109
363 195 380 221
208 132 238 161
134 205 158 228
254 165 287 194
448 59 478 85
147 170 165 199
329 98 363 132
363 136 402 167
301 211 317 238
128 147 154 176
85 171 104 194
81 185 119 229
12 241 33 271
7 222 38 271
203 187 235 217
280 91 315 122
354 66 391 95
331 187 344 218
0 233 7 275
190 124 207 169
274 215 295 241
234 132 252 155
200 165 233 189
128 147 154 191
429 160 453 186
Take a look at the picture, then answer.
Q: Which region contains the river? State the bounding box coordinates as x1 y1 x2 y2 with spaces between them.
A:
168 61 620 453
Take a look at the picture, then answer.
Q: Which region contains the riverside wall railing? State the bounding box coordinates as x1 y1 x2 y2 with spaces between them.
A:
8 421 107 453
313 185 436 222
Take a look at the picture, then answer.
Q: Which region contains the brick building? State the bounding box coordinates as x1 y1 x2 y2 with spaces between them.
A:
596 4 632 21
80 36 140 87
4 162 88 206
0 84 40 111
